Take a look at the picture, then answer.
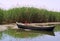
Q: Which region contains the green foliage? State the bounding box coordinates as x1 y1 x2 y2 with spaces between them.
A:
0 7 60 23
0 9 4 24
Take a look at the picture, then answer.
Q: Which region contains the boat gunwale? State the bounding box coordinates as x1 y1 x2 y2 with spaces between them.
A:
16 23 55 28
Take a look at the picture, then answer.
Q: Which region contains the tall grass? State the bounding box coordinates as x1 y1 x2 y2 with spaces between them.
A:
0 9 4 24
0 7 60 23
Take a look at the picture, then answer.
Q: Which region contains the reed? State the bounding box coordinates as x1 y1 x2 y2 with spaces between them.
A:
0 9 4 24
0 7 60 23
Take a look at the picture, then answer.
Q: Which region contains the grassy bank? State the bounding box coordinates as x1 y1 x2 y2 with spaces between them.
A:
0 7 60 24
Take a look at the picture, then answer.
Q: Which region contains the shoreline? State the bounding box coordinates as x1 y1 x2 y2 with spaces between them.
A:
0 22 60 31
1 22 60 26
2 22 60 25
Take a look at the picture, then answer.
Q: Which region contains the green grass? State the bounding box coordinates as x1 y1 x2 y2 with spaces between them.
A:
0 9 4 24
0 7 60 24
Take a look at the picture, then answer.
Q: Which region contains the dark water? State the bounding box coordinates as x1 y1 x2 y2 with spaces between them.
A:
0 25 60 41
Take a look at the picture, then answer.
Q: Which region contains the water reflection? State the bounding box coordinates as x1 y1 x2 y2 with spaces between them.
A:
4 29 55 38
0 24 60 41
54 24 60 31
0 32 2 39
0 32 60 41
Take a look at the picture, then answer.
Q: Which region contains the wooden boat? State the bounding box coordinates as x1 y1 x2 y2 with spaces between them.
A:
16 22 55 31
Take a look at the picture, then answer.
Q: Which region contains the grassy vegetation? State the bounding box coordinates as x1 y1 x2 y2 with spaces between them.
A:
0 9 4 24
0 7 60 24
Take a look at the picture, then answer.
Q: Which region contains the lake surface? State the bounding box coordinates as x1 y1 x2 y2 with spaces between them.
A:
0 25 60 41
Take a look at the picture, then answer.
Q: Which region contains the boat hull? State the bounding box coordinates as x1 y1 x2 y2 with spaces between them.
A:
16 23 55 31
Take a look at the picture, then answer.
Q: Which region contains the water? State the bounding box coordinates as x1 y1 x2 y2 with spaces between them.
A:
0 25 60 41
